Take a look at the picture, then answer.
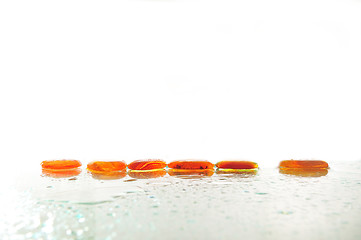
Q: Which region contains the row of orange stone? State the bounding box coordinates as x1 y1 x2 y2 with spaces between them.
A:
42 167 330 179
41 159 329 172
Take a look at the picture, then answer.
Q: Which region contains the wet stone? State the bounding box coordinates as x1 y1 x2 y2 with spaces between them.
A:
87 161 127 173
128 159 166 170
279 160 329 169
168 159 214 170
216 160 258 169
41 160 82 170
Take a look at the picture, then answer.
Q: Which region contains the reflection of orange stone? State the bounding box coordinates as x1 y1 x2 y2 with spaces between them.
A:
128 169 167 179
128 159 166 170
87 161 126 173
216 161 258 169
90 170 127 180
279 168 328 177
168 169 214 176
279 160 329 169
168 159 214 170
216 168 258 176
41 160 82 170
42 168 81 178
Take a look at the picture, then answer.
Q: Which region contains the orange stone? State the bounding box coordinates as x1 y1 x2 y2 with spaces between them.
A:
167 169 214 177
87 161 126 173
41 160 82 170
279 168 328 177
279 160 329 169
216 160 258 169
168 159 214 170
128 169 167 179
42 168 81 178
127 159 166 170
90 170 127 180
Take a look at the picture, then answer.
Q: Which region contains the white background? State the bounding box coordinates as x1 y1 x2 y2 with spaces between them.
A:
0 0 360 170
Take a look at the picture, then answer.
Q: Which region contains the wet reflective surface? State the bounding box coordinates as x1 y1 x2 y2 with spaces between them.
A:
168 169 214 177
1 161 361 240
128 169 167 179
279 168 329 177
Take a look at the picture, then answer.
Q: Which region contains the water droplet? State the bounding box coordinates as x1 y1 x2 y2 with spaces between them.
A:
277 211 293 215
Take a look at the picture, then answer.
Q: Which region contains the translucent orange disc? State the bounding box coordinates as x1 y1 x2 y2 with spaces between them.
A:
216 161 258 169
128 169 167 179
41 160 82 170
279 168 328 177
42 168 82 178
279 160 329 169
167 169 214 177
87 161 126 173
90 170 127 180
168 159 214 170
127 159 166 170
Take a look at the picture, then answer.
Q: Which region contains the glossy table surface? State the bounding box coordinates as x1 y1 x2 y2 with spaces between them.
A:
1 161 360 240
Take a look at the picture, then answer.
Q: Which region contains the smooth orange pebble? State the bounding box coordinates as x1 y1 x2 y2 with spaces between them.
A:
42 168 81 178
168 169 214 177
90 170 127 180
41 160 82 170
87 161 126 173
168 159 214 170
279 160 329 169
127 159 166 170
216 160 258 169
279 168 328 177
128 169 167 179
